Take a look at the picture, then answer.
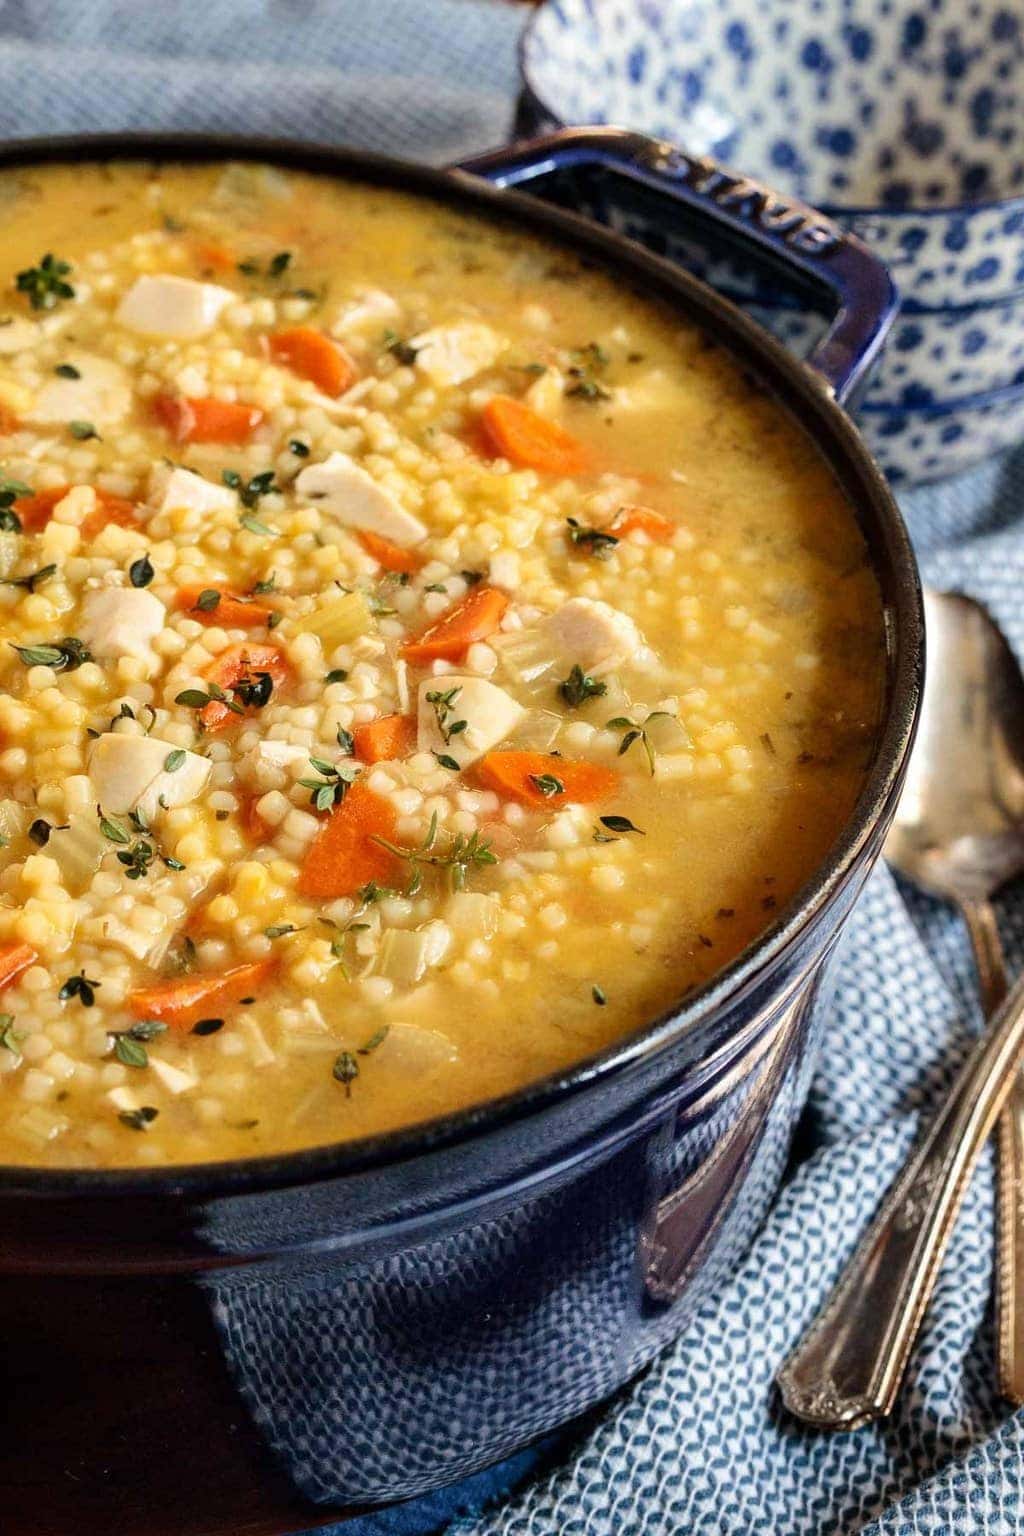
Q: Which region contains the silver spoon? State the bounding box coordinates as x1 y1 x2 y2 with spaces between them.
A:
778 589 1024 1426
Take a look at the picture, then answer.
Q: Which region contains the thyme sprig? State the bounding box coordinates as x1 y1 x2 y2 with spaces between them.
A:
372 810 498 894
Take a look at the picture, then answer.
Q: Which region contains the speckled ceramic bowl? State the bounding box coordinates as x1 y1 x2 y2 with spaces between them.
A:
519 0 1024 479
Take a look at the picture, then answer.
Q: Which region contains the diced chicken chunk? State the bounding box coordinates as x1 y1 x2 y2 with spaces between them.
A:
409 322 503 388
417 676 523 769
524 367 565 417
149 1057 199 1095
89 733 211 821
148 464 236 518
30 351 131 427
80 586 166 659
544 597 645 670
332 287 400 337
296 451 426 547
238 739 310 790
116 274 234 338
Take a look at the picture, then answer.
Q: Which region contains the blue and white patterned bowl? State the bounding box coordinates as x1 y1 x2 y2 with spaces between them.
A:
519 0 1024 478
520 0 1024 306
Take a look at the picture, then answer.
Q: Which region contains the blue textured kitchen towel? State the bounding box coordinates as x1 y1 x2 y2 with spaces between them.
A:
4 4 1024 1532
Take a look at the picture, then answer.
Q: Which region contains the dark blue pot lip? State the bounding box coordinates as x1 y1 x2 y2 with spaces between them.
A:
518 3 1024 223
0 131 922 1202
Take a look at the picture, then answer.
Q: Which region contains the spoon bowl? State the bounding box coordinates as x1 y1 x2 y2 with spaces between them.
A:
886 589 1024 905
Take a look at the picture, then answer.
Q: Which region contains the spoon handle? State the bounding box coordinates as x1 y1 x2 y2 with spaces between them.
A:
777 965 1024 1429
962 897 1024 1406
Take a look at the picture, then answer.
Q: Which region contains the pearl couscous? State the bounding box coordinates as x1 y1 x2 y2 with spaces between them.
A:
0 159 884 1166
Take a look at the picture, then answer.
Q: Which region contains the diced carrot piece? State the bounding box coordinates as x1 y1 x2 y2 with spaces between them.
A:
475 751 619 807
14 484 140 538
128 959 277 1033
400 585 508 664
0 406 20 435
268 327 358 397
14 485 67 532
358 529 423 574
194 240 236 272
174 584 274 630
199 643 289 732
0 942 37 991
153 393 264 445
608 504 676 542
242 794 269 843
296 781 400 899
82 491 141 539
480 395 592 476
353 714 418 764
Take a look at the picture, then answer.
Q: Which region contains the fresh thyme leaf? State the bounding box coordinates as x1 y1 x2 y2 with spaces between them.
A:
333 1049 359 1094
114 1034 149 1069
163 749 186 774
605 713 670 776
194 588 221 613
371 820 498 894
0 562 57 593
119 1105 159 1130
252 574 277 595
11 636 91 672
98 808 130 845
289 439 310 457
599 815 645 835
265 923 300 939
129 553 154 588
238 251 292 279
164 933 197 976
0 1014 22 1053
425 686 465 745
16 252 74 311
299 755 358 811
336 725 355 755
566 517 618 559
59 970 101 1007
433 752 460 772
192 1017 224 1036
461 569 484 586
55 363 81 379
359 1024 390 1055
324 668 348 684
382 329 418 366
565 342 612 402
69 419 99 441
28 818 52 846
117 838 157 880
558 664 607 708
232 669 274 708
592 984 607 1006
240 512 275 537
529 773 564 798
125 1019 167 1042
0 475 30 532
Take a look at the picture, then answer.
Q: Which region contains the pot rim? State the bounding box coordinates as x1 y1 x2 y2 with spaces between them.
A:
518 2 1024 224
0 131 923 1199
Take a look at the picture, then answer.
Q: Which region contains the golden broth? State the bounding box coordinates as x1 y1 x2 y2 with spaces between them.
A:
0 161 884 1166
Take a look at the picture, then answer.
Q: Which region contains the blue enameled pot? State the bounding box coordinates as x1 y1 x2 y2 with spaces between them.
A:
0 130 921 1536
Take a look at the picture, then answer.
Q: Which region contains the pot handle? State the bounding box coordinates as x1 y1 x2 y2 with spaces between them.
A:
454 127 898 408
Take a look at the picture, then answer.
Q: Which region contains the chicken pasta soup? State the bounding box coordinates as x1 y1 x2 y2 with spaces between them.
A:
0 160 884 1166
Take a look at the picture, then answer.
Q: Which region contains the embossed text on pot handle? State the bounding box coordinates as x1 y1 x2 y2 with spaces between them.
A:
777 965 1024 1430
455 126 899 406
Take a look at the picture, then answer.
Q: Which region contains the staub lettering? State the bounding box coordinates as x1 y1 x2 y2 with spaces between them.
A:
638 141 842 256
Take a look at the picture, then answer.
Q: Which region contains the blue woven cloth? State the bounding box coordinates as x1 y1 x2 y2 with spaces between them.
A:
4 4 1024 1531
